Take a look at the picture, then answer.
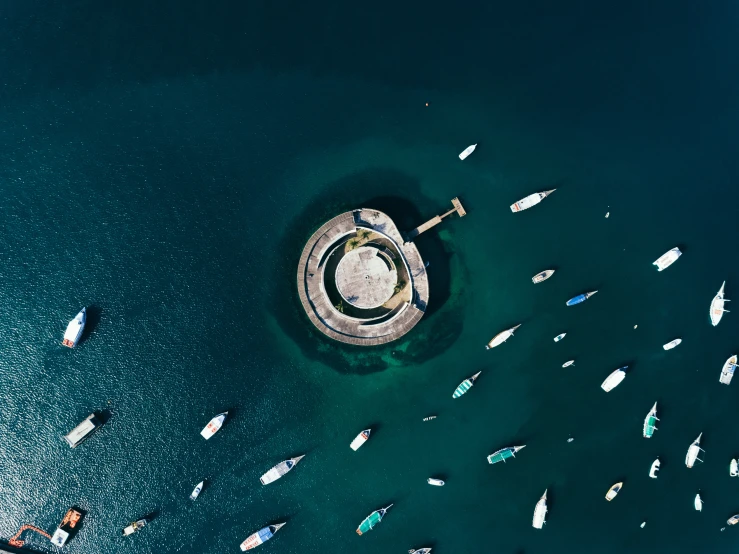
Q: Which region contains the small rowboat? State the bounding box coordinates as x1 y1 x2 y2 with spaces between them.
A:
685 433 704 468
605 482 622 501
427 478 445 486
240 523 285 550
486 324 521 349
200 412 228 440
350 429 371 451
695 494 703 511
62 307 86 348
510 189 556 212
356 505 393 535
532 489 547 529
653 247 682 271
663 338 682 350
458 144 477 160
566 290 598 306
190 481 204 500
720 355 737 385
260 455 305 485
710 281 729 326
532 269 555 284
453 371 481 398
562 360 575 368
554 333 566 342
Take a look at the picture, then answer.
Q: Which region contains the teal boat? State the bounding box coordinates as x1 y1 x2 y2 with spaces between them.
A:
487 445 526 464
356 504 393 535
452 371 481 399
643 402 658 438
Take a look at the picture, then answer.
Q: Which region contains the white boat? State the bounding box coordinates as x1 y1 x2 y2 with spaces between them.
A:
663 338 682 350
485 324 521 349
62 307 86 347
427 478 445 486
643 402 659 438
350 429 371 451
200 412 228 440
710 281 729 326
729 515 739 526
695 494 703 511
532 269 555 284
532 489 547 529
260 455 305 485
649 458 660 478
685 433 704 468
554 333 566 342
562 360 575 368
731 459 738 477
720 355 737 385
605 482 622 501
190 481 204 500
605 212 610 218
653 247 682 271
64 413 102 448
240 523 286 550
601 367 627 392
510 189 556 213
458 144 477 160
640 522 645 528
423 415 437 422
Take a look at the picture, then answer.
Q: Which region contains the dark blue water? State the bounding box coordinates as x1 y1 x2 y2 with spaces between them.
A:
2 2 739 553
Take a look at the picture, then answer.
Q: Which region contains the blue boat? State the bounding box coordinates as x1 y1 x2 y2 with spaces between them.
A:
566 290 598 306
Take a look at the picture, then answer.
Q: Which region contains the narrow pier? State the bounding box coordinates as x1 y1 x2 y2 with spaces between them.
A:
406 197 466 240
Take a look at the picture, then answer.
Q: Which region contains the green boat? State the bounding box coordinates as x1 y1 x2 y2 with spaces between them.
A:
452 371 481 399
643 402 659 438
356 504 393 535
487 445 526 464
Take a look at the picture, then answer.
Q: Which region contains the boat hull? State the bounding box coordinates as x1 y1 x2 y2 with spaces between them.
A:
200 413 227 439
62 308 86 348
653 247 682 271
710 284 726 326
720 355 737 385
601 369 626 392
350 430 370 451
240 525 283 550
458 144 476 160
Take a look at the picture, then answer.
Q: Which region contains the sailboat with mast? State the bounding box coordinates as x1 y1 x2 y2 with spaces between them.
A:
356 505 393 535
685 433 704 468
566 291 598 306
259 455 305 485
532 490 548 529
710 281 729 326
643 402 659 438
487 445 526 465
453 371 482 398
510 189 556 212
485 324 521 349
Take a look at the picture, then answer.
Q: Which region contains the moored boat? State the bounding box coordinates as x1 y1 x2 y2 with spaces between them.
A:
653 247 682 271
532 269 555 284
458 144 476 160
200 412 228 440
240 523 286 550
566 290 598 306
427 478 445 486
695 494 703 511
643 402 659 438
50 508 83 547
554 333 566 342
532 489 548 529
663 338 682 350
729 515 739 526
720 355 737 385
350 429 371 451
409 549 432 554
510 189 556 212
562 360 575 368
190 481 204 500
710 281 729 326
685 433 704 468
423 415 437 422
731 459 738 477
62 307 86 347
356 505 393 535
64 413 102 448
260 455 305 485
649 458 660 479
453 371 482 398
122 518 149 536
487 445 526 464
601 367 627 392
605 482 622 501
485 324 521 349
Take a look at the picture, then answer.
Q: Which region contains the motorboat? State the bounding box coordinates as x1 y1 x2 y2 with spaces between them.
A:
601 367 627 392
409 549 432 554
485 324 521 349
728 515 739 526
643 402 658 438
532 489 547 529
532 269 555 284
62 307 86 347
356 505 393 535
122 518 149 536
731 459 738 477
453 371 482 398
720 355 737 385
350 429 371 451
649 458 660 478
566 290 598 306
458 144 476 160
423 416 437 422
554 333 566 342
200 412 228 439
510 189 556 212
685 433 704 468
663 338 682 350
427 478 445 486
695 494 703 512
710 281 729 326
653 247 682 271
240 523 286 550
64 413 102 448
260 455 305 485
189 481 204 500
50 508 83 547
605 482 622 501
562 360 575 368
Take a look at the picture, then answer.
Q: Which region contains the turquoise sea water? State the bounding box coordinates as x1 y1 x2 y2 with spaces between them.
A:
3 2 739 553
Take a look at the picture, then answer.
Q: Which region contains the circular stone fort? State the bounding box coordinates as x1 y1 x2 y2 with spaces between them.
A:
297 208 430 345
